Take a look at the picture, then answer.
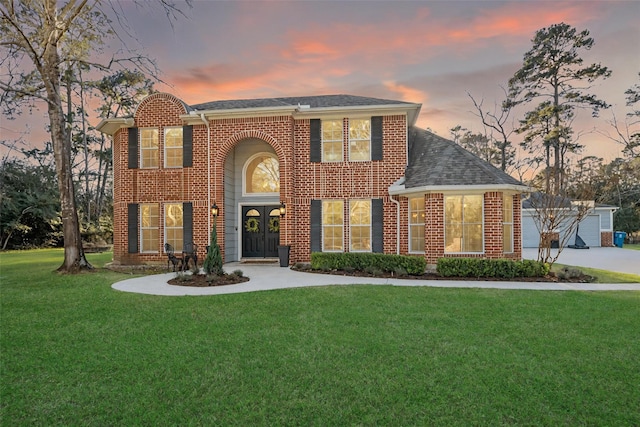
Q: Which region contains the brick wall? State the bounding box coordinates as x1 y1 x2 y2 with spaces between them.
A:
111 92 524 266
601 231 613 247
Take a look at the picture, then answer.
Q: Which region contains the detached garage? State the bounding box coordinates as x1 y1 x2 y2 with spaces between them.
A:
522 197 617 248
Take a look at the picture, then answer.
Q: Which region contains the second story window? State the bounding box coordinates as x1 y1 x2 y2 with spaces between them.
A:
322 119 343 162
349 119 371 161
140 128 159 168
164 127 183 168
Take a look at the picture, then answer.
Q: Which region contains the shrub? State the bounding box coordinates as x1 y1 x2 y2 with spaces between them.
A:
310 252 426 275
232 269 244 277
436 258 549 278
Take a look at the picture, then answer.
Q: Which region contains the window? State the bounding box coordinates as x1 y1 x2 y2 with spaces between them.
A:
322 120 343 162
350 200 371 251
165 204 184 252
349 119 371 161
445 195 483 253
244 153 280 194
409 197 425 253
140 204 159 253
140 128 158 168
164 127 183 168
322 200 343 251
503 194 514 253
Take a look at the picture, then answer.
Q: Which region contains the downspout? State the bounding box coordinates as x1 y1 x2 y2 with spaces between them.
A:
200 113 211 233
390 196 400 254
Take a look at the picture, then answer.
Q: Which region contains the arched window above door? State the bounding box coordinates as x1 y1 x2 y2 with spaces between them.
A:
243 153 280 195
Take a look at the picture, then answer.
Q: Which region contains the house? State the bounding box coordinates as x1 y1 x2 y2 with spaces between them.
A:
521 193 617 248
97 92 529 267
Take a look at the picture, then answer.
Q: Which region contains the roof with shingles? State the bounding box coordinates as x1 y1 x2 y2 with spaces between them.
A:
405 127 524 188
190 94 414 111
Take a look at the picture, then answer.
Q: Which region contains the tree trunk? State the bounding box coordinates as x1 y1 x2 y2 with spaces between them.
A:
42 22 91 272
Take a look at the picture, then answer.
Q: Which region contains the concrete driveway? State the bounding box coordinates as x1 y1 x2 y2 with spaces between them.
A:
522 247 640 275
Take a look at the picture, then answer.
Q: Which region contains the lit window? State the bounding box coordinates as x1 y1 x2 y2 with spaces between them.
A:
165 204 183 252
445 195 483 253
140 204 159 253
322 200 343 251
409 197 425 253
244 154 280 194
322 120 343 162
350 200 371 251
503 195 514 253
140 128 158 168
164 127 183 168
349 119 371 161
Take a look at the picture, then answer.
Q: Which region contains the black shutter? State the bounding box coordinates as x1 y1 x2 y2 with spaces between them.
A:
183 125 193 167
127 203 139 253
128 127 138 169
371 116 383 161
310 119 321 163
311 200 322 252
372 198 384 253
183 202 193 246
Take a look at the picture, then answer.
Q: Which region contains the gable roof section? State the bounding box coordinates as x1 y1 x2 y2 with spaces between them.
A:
390 127 527 195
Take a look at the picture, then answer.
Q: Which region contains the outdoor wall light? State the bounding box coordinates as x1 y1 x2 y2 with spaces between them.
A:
211 203 219 218
279 201 286 217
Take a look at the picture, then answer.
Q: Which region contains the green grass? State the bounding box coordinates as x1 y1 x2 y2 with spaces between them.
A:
2 250 640 425
624 243 640 251
551 263 640 283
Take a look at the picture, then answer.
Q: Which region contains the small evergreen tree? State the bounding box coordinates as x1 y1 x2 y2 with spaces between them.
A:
203 223 224 276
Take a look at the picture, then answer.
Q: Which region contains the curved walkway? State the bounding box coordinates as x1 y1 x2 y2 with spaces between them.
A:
112 262 640 296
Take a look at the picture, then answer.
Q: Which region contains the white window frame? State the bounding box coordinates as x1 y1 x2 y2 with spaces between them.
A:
348 118 371 162
164 127 183 168
164 203 184 253
140 128 159 169
349 199 372 252
322 119 344 162
322 200 344 252
444 194 484 254
409 197 425 253
242 152 280 196
140 203 159 253
503 194 514 253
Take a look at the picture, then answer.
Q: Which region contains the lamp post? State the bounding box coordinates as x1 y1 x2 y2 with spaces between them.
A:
277 201 290 267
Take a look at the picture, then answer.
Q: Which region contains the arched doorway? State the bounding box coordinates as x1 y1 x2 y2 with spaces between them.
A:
223 140 280 261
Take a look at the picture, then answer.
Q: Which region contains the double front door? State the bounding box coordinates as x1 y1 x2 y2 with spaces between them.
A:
242 205 280 258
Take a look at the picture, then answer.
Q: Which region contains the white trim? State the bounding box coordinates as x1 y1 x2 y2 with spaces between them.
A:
241 152 280 197
95 117 134 136
389 183 530 196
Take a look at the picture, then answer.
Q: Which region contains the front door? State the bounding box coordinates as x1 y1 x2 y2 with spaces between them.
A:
242 205 280 258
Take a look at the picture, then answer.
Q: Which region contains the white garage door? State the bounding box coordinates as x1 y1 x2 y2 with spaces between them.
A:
522 213 601 248
566 215 600 247
522 214 540 248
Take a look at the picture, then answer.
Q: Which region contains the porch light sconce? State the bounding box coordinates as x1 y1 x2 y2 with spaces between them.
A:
211 203 219 218
279 201 286 217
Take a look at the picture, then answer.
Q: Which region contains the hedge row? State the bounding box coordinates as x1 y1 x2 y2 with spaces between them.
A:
310 252 426 275
437 258 550 278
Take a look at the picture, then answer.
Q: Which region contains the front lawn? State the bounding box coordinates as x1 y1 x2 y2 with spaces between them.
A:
1 249 639 425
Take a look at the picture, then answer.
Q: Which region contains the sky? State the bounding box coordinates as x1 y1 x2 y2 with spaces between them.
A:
3 0 639 166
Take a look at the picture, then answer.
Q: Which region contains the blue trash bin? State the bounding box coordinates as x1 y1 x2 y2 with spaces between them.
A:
614 231 626 248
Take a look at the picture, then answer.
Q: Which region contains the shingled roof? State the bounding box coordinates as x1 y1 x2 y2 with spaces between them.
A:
190 94 413 111
403 127 524 188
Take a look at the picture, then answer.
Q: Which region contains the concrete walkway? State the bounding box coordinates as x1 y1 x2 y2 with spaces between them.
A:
112 261 640 296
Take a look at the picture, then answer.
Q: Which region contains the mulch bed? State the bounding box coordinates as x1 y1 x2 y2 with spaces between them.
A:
290 266 595 283
168 274 249 287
